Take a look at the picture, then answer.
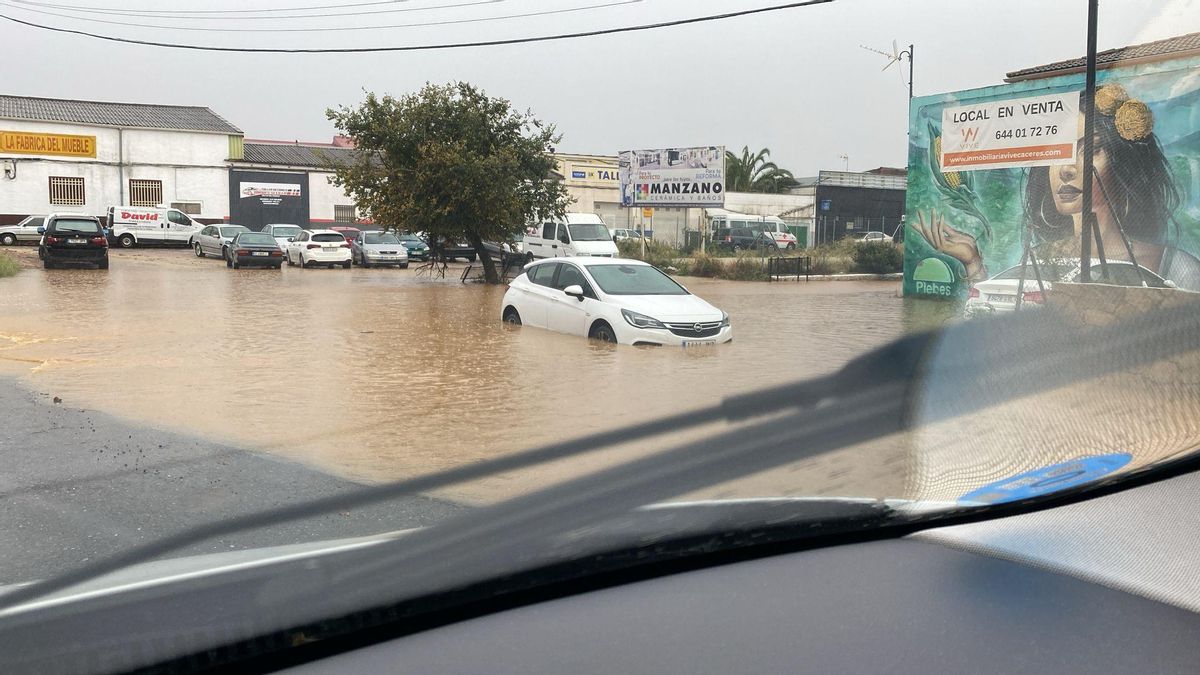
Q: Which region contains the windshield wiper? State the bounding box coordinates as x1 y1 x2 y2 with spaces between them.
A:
2 303 1197 611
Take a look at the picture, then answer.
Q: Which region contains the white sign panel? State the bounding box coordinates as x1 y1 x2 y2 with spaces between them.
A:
239 182 303 199
940 92 1079 172
619 146 724 207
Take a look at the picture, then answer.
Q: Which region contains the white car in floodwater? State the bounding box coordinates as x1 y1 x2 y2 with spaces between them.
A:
965 259 1175 317
501 257 731 346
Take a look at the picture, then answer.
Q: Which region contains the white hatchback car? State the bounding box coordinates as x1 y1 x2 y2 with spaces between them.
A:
965 259 1174 317
286 229 352 269
501 257 732 346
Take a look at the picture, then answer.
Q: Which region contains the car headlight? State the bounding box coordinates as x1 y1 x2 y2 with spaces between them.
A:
720 311 730 327
621 309 666 329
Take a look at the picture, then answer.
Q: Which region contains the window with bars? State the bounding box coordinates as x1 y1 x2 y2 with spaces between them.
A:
129 179 163 207
48 176 85 206
334 205 357 223
170 202 202 215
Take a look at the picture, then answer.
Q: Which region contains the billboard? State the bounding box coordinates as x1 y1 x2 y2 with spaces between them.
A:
904 54 1200 298
619 146 724 207
1 130 96 158
228 170 309 231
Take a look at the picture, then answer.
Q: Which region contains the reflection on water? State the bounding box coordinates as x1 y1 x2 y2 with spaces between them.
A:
0 250 950 501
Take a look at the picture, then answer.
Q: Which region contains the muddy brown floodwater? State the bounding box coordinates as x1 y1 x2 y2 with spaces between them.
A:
1 248 958 503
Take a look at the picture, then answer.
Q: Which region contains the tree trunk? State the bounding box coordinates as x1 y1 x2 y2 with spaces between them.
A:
468 233 500 284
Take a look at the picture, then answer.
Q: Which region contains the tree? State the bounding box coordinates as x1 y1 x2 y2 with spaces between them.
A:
724 146 799 194
327 82 570 283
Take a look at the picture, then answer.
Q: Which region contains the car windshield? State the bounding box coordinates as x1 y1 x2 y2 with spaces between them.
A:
220 226 249 237
237 233 276 246
567 223 612 241
4 4 1200 672
586 263 689 295
49 219 100 233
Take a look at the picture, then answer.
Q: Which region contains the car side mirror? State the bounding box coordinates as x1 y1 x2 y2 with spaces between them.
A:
1164 279 1178 289
37 226 45 234
564 284 585 301
287 237 294 242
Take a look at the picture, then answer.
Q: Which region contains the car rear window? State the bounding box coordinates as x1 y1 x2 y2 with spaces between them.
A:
312 233 346 243
237 234 276 246
50 219 101 234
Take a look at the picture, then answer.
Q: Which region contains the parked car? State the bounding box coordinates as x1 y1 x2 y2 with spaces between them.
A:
261 224 305 250
521 213 619 260
192 224 249 259
611 228 644 242
853 231 894 244
225 232 285 269
436 238 478 262
501 257 731 346
105 205 201 248
37 214 109 269
285 229 352 269
398 232 430 261
330 225 362 246
351 231 409 268
712 227 779 252
965 259 1175 318
0 215 45 245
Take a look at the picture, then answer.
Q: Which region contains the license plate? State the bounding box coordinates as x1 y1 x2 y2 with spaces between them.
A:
68 238 86 244
988 294 1016 303
252 251 268 256
323 246 337 252
682 340 717 349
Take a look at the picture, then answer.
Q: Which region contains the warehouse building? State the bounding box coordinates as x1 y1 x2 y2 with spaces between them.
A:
230 139 363 230
0 94 241 225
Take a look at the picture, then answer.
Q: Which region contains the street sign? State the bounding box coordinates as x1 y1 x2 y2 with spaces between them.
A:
642 208 654 218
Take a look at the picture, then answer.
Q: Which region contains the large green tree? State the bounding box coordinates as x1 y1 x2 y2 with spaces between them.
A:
724 146 799 193
327 82 570 283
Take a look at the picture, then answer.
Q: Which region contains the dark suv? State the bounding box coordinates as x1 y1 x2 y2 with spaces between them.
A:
712 227 779 252
38 214 109 269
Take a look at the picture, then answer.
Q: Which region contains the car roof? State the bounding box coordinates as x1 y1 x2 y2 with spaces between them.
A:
265 223 301 228
306 229 343 236
529 257 647 269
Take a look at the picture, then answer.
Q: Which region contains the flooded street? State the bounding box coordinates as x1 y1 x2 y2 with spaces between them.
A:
1 247 955 502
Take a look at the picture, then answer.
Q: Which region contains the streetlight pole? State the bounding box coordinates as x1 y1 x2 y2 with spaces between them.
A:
1080 0 1098 282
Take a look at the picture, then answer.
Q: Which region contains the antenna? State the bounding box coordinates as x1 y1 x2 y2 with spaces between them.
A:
859 40 914 98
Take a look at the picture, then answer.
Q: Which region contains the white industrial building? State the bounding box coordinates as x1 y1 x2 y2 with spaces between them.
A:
0 94 240 225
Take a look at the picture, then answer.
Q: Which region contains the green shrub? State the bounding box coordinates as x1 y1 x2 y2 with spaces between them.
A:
0 254 19 278
850 242 904 274
722 253 768 281
616 238 682 270
687 253 723 278
807 243 853 275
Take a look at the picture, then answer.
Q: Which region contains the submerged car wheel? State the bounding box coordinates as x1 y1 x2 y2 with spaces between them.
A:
590 321 617 344
194 242 204 258
1 233 15 245
502 307 522 325
342 261 351 269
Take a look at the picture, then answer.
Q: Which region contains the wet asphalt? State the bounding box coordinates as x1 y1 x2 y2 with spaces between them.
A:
0 378 464 585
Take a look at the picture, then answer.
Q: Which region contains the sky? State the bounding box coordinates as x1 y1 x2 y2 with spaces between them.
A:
1 0 1197 176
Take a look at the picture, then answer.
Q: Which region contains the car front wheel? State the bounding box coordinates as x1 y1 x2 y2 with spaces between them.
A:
503 307 522 325
118 234 136 248
589 321 617 344
1 233 15 245
194 242 205 257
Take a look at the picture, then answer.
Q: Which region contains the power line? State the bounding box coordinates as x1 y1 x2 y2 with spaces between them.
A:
4 0 834 52
7 0 455 15
2 0 506 21
0 0 638 31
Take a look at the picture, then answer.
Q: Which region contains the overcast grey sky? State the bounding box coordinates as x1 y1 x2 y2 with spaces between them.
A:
2 0 1197 175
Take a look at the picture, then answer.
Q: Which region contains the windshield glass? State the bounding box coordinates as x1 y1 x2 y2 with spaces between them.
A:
567 223 612 241
220 226 249 237
4 3 1200 671
237 233 276 246
586 264 689 295
49 219 100 233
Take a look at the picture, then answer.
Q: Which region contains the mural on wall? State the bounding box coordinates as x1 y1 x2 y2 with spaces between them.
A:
904 55 1200 298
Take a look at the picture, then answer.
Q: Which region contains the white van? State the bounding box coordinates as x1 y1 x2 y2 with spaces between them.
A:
522 213 619 260
708 212 800 250
106 205 201 248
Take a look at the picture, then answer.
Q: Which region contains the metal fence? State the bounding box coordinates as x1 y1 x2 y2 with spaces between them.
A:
768 255 811 282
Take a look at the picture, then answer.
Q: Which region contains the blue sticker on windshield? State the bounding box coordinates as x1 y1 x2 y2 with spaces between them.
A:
958 453 1132 505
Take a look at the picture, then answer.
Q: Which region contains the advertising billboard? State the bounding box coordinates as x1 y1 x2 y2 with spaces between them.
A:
228 170 309 231
904 54 1200 298
619 146 724 207
1 130 96 158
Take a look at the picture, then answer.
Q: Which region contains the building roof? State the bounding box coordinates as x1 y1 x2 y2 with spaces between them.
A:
1005 31 1200 81
240 142 359 169
0 94 241 134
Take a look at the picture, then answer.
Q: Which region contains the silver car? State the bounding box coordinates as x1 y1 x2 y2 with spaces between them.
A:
192 224 249 259
352 231 409 268
0 215 46 245
261 223 305 251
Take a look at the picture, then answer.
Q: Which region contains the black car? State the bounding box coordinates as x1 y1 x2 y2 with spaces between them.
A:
38 215 109 269
712 227 779 252
226 232 284 269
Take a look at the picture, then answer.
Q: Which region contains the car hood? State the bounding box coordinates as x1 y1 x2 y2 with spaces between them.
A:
614 294 723 322
361 243 407 253
571 240 619 254
973 278 1056 295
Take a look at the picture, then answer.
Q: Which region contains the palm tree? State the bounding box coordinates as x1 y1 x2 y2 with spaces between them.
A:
724 146 799 194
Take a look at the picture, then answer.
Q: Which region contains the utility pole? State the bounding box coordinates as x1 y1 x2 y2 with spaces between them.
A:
1080 0 1099 282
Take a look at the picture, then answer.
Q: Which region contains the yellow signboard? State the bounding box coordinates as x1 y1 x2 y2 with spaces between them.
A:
642 208 654 218
0 130 97 158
